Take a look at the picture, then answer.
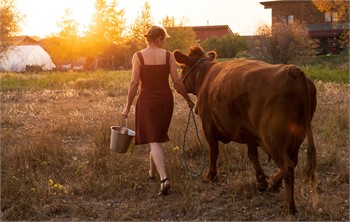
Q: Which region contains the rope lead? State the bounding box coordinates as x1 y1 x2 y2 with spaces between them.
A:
182 108 205 178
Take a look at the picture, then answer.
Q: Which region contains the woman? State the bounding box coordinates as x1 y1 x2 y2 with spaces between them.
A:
122 26 195 196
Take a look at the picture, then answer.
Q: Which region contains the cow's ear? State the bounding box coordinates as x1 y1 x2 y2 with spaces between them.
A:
174 50 190 65
207 51 217 61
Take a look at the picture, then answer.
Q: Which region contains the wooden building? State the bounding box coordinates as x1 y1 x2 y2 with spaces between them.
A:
260 0 349 54
191 25 233 42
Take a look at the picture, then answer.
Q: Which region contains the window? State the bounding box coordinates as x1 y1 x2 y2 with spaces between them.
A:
332 12 339 21
281 15 294 24
325 12 339 22
281 15 287 24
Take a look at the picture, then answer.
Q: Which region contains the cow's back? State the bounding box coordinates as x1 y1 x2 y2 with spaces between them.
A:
205 59 313 150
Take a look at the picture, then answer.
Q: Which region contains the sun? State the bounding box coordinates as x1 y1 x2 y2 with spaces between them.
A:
65 2 95 35
16 0 96 37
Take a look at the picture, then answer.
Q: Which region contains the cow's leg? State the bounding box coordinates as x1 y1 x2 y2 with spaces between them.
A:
270 146 297 214
270 170 283 191
247 144 268 191
281 154 297 214
270 147 299 191
200 120 220 181
207 138 219 181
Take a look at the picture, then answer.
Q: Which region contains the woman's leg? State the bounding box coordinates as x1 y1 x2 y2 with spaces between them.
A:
149 142 167 181
149 151 156 178
150 142 171 195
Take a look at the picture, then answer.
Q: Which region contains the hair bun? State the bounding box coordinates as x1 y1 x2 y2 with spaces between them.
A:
144 26 168 42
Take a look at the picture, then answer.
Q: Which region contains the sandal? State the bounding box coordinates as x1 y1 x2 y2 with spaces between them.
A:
148 174 156 181
158 178 171 196
148 171 156 181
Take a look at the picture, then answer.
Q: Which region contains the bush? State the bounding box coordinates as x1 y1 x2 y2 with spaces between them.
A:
164 26 199 53
250 21 319 64
201 34 247 58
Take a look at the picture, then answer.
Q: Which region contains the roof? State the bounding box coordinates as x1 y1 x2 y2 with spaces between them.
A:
7 36 40 45
260 0 311 8
309 29 344 38
191 25 233 42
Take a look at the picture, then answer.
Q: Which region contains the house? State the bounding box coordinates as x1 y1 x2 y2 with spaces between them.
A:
191 25 233 42
7 36 40 45
260 0 349 54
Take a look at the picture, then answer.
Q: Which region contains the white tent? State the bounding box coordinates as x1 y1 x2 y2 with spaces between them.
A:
0 45 56 72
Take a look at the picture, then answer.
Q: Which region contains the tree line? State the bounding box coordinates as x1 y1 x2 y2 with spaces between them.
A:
1 0 198 69
1 0 348 69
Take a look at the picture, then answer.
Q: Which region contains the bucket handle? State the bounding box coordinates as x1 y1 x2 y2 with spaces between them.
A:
120 115 128 128
118 115 128 134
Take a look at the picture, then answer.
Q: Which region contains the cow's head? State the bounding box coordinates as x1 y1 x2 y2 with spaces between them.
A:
174 46 217 94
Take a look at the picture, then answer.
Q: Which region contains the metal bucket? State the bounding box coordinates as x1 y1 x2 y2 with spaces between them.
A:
110 126 135 153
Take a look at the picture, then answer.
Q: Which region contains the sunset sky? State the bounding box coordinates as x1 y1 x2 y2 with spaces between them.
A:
15 0 272 38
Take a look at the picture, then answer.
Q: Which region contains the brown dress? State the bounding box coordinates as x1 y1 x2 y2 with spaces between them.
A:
135 51 174 145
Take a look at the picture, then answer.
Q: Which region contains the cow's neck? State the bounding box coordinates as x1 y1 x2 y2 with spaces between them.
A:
193 61 213 95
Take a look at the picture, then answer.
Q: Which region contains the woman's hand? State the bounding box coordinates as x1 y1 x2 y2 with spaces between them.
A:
122 106 130 118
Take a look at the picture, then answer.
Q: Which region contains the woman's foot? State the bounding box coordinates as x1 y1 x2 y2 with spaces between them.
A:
148 174 155 181
148 171 155 181
158 178 171 196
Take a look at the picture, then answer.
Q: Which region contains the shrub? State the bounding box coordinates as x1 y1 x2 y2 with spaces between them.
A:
201 33 247 58
250 21 319 64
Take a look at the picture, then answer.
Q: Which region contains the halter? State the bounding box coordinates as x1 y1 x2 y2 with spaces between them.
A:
181 57 209 82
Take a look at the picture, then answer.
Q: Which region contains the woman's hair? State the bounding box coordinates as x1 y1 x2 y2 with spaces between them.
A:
144 26 169 43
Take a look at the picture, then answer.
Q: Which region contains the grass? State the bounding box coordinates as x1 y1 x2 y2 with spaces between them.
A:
218 53 349 84
0 54 349 92
1 55 349 220
0 70 131 91
302 65 348 83
293 54 349 83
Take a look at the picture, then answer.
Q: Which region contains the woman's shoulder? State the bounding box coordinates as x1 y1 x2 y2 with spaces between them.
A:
140 48 167 53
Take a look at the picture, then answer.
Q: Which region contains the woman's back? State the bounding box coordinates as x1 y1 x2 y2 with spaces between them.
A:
140 48 167 65
137 50 170 91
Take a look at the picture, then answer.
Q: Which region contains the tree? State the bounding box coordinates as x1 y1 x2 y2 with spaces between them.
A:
251 21 318 64
129 1 154 50
312 0 349 47
161 16 198 53
55 8 81 64
57 9 79 40
85 0 125 57
312 0 349 22
201 33 247 58
0 0 23 53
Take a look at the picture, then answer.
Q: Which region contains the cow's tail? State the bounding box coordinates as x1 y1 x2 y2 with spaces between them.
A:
293 66 318 208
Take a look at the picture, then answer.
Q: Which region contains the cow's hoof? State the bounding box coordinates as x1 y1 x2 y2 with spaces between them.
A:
206 172 217 182
258 184 268 192
282 204 297 215
289 207 297 215
257 175 269 191
270 183 282 192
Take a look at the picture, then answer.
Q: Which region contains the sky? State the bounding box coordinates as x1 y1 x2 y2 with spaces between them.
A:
15 0 272 38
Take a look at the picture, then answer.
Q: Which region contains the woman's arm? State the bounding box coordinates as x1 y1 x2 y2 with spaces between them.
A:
169 53 195 109
122 53 141 117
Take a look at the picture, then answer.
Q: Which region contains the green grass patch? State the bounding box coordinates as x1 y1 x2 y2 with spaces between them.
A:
219 54 349 84
0 54 348 91
0 70 131 91
301 64 349 83
297 54 349 83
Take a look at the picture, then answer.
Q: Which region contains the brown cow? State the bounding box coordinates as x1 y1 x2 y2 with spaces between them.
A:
174 46 317 214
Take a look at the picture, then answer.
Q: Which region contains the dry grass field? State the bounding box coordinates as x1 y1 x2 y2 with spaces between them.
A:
1 67 349 221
